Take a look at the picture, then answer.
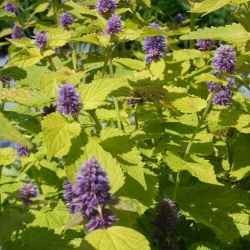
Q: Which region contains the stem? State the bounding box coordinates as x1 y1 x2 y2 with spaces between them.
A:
172 91 216 200
32 168 43 195
48 57 56 71
101 50 110 78
189 8 196 49
89 110 102 134
108 55 123 130
0 167 2 212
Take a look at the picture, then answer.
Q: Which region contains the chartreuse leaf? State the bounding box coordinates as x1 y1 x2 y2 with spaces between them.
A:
0 112 32 148
0 88 50 106
46 28 71 48
164 152 221 185
180 23 250 47
172 184 250 242
113 58 145 70
79 77 130 110
85 138 125 193
190 0 231 15
149 59 165 80
81 226 150 250
171 96 206 113
30 201 70 234
6 48 54 68
42 113 81 161
0 148 16 166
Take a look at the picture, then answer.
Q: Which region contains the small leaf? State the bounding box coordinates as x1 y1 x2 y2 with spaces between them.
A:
0 148 16 166
149 59 165 80
47 28 71 48
82 226 150 250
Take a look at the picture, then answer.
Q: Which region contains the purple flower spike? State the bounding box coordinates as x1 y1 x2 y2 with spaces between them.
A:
16 144 29 157
212 44 236 73
18 182 37 204
213 86 232 106
34 31 47 49
60 12 73 27
143 22 166 64
57 83 82 116
63 158 117 232
173 13 184 24
11 24 24 39
153 199 181 250
104 15 122 35
85 209 117 232
4 2 18 14
196 39 215 51
96 0 116 16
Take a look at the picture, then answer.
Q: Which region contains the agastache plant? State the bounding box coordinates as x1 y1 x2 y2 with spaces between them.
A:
104 15 122 35
196 39 215 51
96 0 116 16
16 144 29 157
212 44 236 73
173 13 185 24
57 83 82 116
4 1 18 14
11 24 24 39
60 12 73 27
18 182 37 204
63 158 117 232
143 22 166 64
34 31 47 48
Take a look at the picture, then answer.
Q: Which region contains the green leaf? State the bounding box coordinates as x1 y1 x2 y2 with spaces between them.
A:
81 226 150 250
79 77 130 110
0 112 32 148
173 49 202 61
42 112 81 161
47 28 71 48
0 88 50 107
30 201 70 234
85 139 125 193
180 23 250 48
235 114 250 133
6 48 54 68
0 148 16 166
172 184 250 242
230 134 250 181
113 58 145 70
171 96 207 113
190 0 231 15
149 59 165 80
164 152 221 185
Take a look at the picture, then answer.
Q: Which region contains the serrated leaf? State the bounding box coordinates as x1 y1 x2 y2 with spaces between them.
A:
173 49 202 61
171 184 250 242
235 114 250 133
180 23 250 49
0 148 16 166
113 58 145 70
164 152 221 185
85 138 125 193
149 59 165 80
47 28 71 48
82 226 150 250
42 112 81 160
172 96 206 113
0 112 32 148
0 88 50 107
79 77 130 110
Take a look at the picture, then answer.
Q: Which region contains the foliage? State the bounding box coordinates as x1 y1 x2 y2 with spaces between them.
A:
0 0 250 249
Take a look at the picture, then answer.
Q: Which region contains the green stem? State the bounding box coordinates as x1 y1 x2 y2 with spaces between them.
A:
172 91 216 200
108 55 123 130
32 168 43 195
49 57 56 71
89 110 102 134
0 167 2 212
189 12 196 49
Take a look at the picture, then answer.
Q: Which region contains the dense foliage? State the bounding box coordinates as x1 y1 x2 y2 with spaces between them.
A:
0 0 250 249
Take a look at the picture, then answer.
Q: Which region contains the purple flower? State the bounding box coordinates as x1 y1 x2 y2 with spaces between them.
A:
0 75 11 83
34 31 47 48
16 144 29 157
4 2 18 14
143 22 166 64
85 208 117 232
127 98 136 108
96 0 116 16
60 12 73 27
104 15 122 35
153 199 180 250
57 83 82 116
63 158 117 232
173 13 184 24
212 44 236 73
42 104 57 117
18 182 37 204
11 24 24 39
213 86 232 106
196 39 215 51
